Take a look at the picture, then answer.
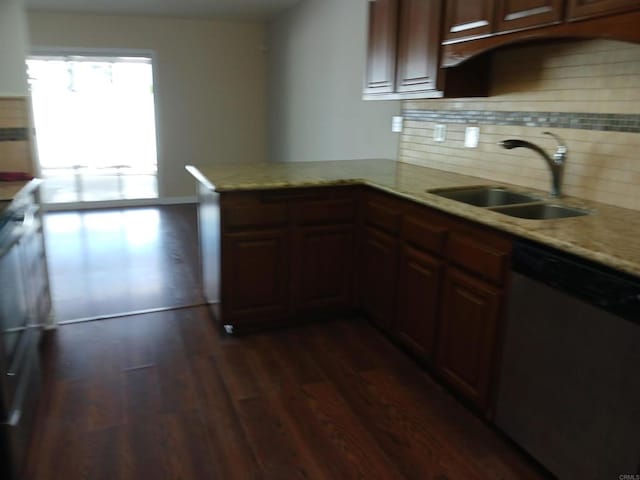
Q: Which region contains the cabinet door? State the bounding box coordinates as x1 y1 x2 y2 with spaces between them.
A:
495 0 564 32
443 0 495 41
396 245 442 361
222 230 290 326
436 267 501 410
364 0 399 95
361 226 398 331
567 0 640 20
294 225 354 311
396 0 441 93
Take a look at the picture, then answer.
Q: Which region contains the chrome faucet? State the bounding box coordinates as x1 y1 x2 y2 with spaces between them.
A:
498 132 567 197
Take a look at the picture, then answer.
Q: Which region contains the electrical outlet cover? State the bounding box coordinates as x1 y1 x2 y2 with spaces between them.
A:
391 116 404 133
434 124 446 142
465 126 480 148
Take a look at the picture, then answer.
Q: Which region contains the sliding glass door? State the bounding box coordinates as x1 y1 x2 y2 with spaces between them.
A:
27 54 159 205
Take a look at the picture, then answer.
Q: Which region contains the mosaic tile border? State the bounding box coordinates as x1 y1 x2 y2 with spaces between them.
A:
401 110 640 133
0 128 29 142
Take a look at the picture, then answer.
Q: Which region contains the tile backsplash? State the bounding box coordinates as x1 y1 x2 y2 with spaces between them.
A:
399 39 640 211
0 96 34 174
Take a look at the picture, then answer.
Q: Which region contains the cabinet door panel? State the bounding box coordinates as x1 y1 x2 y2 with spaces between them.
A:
364 0 399 95
443 0 495 41
396 0 441 93
437 268 501 410
361 227 398 331
496 0 564 32
295 225 354 311
567 0 640 20
396 245 442 361
222 231 290 324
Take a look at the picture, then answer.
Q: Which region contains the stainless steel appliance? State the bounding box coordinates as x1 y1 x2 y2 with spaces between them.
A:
0 200 43 480
496 240 640 479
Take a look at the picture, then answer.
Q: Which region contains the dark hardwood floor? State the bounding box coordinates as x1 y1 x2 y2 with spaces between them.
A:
25 307 550 480
29 204 549 479
43 205 203 321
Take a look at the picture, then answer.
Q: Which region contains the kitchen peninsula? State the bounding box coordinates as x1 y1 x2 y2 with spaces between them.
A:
185 154 640 480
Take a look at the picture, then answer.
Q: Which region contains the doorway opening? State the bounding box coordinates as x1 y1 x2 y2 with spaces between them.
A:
27 54 159 206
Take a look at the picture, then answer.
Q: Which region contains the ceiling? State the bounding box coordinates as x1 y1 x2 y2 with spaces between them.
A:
24 0 303 20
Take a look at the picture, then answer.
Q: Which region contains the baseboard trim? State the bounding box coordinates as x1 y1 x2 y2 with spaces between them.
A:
42 196 197 212
159 196 197 205
56 302 208 325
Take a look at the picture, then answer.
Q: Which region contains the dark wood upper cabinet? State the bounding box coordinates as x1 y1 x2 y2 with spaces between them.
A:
441 0 640 68
566 0 640 20
365 0 490 98
436 267 502 411
396 0 441 93
495 0 564 32
364 0 399 96
443 0 495 41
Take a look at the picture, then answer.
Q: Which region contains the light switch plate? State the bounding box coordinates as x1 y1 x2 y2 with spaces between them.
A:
465 126 480 148
391 116 404 133
434 124 446 142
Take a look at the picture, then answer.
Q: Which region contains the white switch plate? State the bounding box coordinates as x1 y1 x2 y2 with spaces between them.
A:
434 124 446 142
391 116 404 133
465 126 480 148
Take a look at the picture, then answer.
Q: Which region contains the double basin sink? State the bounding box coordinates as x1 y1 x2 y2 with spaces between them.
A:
429 186 589 220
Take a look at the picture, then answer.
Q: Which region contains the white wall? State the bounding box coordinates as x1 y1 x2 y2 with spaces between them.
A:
0 0 30 95
28 12 267 198
267 0 401 163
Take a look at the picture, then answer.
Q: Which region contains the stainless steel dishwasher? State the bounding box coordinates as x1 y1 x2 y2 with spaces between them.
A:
495 240 640 480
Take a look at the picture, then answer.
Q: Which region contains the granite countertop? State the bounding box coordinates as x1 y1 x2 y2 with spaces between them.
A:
0 180 43 219
186 159 640 278
0 181 32 202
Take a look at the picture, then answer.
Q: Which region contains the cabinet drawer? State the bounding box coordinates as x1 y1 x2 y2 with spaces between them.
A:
294 199 355 225
223 204 288 230
446 232 509 285
402 215 447 255
364 200 401 234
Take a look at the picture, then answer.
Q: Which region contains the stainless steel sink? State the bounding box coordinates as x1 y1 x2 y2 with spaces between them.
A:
429 186 540 207
490 203 590 220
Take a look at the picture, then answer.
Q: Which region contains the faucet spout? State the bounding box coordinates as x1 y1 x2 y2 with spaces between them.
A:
498 132 567 198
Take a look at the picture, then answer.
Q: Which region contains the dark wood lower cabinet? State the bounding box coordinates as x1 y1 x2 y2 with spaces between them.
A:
214 185 511 416
221 230 290 327
361 226 399 331
294 225 354 311
436 267 502 411
396 245 442 361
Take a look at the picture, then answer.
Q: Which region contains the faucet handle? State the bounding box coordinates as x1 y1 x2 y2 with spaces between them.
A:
543 131 567 153
543 131 567 163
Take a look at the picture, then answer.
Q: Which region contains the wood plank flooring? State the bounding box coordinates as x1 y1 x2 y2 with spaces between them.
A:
44 205 203 321
25 307 550 480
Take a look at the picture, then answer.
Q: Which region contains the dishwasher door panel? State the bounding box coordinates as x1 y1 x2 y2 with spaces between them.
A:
0 238 30 364
496 272 640 479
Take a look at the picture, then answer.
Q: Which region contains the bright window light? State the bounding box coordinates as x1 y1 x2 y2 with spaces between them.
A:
27 55 159 204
